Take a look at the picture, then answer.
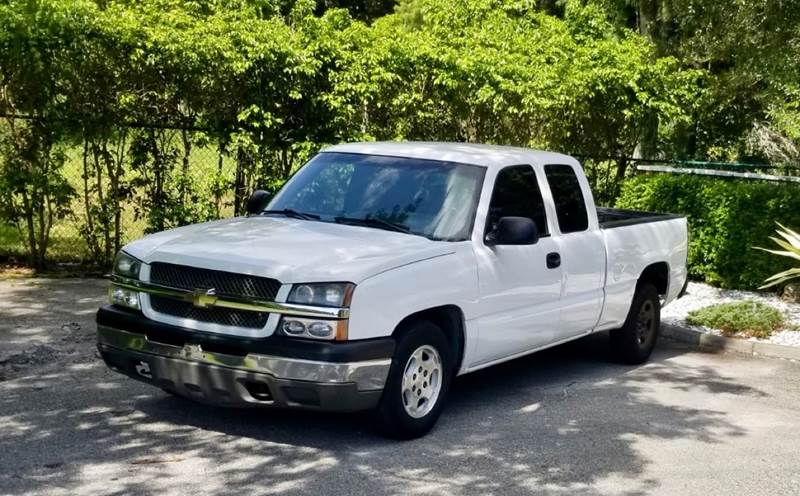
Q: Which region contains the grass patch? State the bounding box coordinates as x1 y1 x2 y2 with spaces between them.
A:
0 221 93 263
687 300 785 339
0 223 24 255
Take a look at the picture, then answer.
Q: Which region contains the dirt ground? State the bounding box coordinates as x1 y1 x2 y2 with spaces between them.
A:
0 277 107 382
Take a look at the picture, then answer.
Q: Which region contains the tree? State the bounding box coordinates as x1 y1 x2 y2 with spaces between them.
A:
334 0 698 200
0 0 80 268
580 0 800 163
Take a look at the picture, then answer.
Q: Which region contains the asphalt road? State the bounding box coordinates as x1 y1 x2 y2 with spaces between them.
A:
1 278 800 496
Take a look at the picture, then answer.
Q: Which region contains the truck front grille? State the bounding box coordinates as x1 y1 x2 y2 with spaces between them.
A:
149 262 281 301
147 262 279 329
150 296 270 329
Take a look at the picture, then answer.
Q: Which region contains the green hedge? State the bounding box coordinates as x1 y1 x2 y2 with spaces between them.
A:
616 174 800 290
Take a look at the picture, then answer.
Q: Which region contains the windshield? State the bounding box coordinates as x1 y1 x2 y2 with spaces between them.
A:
267 152 486 241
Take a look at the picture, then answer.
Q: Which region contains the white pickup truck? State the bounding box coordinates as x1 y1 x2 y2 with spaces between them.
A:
97 142 688 438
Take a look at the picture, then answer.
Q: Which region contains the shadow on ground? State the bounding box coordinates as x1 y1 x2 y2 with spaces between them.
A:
0 334 760 496
0 278 105 380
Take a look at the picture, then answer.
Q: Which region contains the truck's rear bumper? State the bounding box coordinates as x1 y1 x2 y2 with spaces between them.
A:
96 308 392 411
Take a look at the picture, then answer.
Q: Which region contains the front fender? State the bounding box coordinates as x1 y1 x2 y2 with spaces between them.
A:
347 244 479 341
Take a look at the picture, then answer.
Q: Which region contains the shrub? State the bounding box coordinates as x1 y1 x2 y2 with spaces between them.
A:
755 223 800 289
686 300 785 339
617 174 800 290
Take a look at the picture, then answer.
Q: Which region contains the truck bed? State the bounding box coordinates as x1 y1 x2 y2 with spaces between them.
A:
597 207 683 229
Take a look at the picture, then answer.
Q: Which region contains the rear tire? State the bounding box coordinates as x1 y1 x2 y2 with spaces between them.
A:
610 283 660 364
376 320 453 439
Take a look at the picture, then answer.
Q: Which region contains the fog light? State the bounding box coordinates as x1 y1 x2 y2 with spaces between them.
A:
307 321 334 339
109 285 140 310
279 317 347 341
282 319 306 336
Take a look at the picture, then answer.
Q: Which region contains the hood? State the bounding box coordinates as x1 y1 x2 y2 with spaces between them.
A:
122 217 455 283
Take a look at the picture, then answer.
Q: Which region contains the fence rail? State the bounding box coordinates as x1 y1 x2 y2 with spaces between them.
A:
636 165 800 183
574 154 800 174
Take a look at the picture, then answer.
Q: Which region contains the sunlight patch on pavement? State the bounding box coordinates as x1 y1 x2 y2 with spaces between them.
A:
518 402 541 413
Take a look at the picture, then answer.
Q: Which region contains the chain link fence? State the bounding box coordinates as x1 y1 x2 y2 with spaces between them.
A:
3 121 799 271
0 126 244 268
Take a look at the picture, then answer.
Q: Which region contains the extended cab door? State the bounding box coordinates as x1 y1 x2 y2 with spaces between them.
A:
542 163 605 338
471 165 563 365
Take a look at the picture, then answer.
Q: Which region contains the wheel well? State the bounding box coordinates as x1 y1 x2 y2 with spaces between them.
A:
639 262 669 295
392 305 466 374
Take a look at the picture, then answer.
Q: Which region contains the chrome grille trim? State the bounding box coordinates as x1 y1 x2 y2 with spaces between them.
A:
111 276 350 319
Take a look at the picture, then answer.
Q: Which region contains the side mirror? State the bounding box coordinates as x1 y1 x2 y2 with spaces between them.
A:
486 216 539 246
246 190 272 216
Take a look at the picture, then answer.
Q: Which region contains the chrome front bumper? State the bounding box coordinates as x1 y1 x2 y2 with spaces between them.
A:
98 326 391 411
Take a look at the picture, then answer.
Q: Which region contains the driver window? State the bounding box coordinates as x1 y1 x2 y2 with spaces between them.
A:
486 165 548 236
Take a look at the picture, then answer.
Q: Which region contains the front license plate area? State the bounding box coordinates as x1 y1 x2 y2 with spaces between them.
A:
133 359 153 380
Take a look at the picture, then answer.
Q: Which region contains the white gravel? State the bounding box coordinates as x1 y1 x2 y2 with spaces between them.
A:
662 282 800 347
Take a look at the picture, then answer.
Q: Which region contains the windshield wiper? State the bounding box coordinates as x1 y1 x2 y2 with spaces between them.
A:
334 216 411 234
261 209 320 221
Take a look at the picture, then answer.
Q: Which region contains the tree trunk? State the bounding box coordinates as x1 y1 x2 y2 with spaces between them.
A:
180 129 191 204
20 190 40 269
155 146 165 232
81 139 99 259
638 0 657 39
638 112 659 161
111 130 127 255
234 148 247 216
613 156 630 200
42 193 54 269
35 183 47 269
215 143 224 218
93 143 111 263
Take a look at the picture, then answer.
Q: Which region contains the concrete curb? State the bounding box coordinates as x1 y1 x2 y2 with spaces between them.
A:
661 324 800 361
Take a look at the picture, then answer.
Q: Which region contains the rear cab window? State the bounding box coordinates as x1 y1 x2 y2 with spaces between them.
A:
544 164 589 234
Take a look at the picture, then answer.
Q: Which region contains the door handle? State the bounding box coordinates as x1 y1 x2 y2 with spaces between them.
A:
546 252 561 269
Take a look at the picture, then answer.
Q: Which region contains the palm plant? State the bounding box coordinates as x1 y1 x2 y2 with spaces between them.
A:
755 223 800 289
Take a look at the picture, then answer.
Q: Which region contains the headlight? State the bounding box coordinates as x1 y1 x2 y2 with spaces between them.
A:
110 251 142 310
113 251 142 280
279 317 347 341
287 282 355 307
109 285 141 310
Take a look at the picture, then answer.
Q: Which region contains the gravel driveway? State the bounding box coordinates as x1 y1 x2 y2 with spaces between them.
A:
2 278 800 496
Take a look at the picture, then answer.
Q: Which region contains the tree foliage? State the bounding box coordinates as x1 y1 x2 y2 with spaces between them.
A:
582 0 800 162
0 0 796 269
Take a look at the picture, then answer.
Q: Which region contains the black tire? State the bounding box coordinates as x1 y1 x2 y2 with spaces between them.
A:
376 320 454 439
610 283 661 364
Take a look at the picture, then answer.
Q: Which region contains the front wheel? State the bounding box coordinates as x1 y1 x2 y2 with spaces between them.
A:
376 320 453 439
610 283 661 364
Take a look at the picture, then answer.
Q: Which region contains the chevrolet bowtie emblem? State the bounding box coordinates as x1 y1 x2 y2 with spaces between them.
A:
191 288 218 308
182 343 203 360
